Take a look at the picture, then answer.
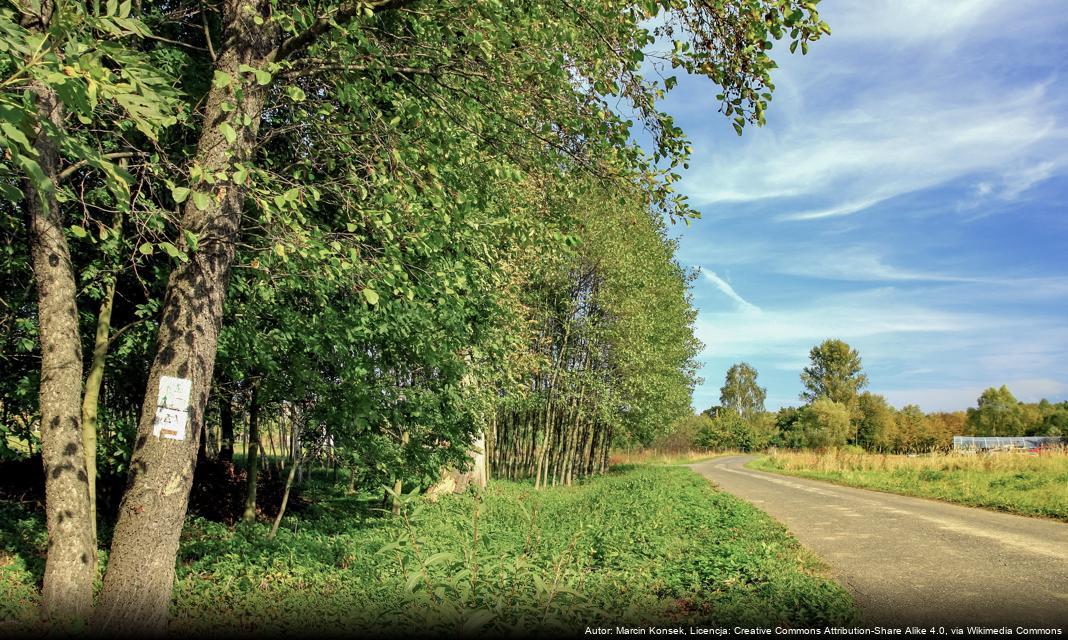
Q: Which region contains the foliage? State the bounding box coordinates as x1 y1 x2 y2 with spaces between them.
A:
719 362 766 422
647 413 713 452
695 408 774 452
853 392 894 450
754 449 1068 521
799 339 867 406
0 0 830 626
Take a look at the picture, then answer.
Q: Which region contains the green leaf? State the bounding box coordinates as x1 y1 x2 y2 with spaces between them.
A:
170 186 191 204
287 86 306 102
362 288 380 305
159 242 181 259
212 70 232 89
462 611 496 635
192 191 212 211
70 225 88 238
183 230 199 252
219 122 237 144
138 242 154 255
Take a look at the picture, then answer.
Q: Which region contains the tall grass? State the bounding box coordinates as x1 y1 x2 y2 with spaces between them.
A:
753 449 1068 521
610 448 741 466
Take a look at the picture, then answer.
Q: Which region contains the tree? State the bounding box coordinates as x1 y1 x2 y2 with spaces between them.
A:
966 386 1025 436
774 406 805 448
719 362 766 423
1 2 178 623
800 339 868 406
0 0 829 631
891 405 932 453
853 392 895 450
798 397 852 449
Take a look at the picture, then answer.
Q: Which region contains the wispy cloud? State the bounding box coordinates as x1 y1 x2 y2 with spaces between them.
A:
695 290 987 360
673 0 1068 222
684 82 1063 220
702 271 760 312
674 0 1068 411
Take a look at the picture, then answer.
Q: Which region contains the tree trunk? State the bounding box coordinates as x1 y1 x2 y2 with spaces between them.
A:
269 419 300 539
269 455 299 539
27 78 97 624
81 242 117 546
390 429 409 515
219 391 234 463
94 3 273 630
243 385 262 521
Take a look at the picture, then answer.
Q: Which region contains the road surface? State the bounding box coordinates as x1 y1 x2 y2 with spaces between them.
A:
690 455 1068 628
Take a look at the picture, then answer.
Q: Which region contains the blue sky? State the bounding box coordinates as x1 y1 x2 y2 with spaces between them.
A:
660 0 1068 412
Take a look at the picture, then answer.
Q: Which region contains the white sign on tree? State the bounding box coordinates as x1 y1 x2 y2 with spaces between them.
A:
152 376 192 441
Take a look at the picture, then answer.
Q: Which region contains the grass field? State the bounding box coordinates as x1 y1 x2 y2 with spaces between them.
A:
1 465 856 634
752 449 1068 521
609 448 723 466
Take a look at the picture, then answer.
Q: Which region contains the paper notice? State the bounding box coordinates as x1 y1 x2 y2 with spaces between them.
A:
158 376 192 411
154 376 192 441
152 407 188 441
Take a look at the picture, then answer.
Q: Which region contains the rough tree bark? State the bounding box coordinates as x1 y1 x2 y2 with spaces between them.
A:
93 1 410 631
27 76 97 624
93 2 273 631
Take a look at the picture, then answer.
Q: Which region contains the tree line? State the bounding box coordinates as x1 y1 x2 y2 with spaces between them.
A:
661 339 1067 453
0 0 829 632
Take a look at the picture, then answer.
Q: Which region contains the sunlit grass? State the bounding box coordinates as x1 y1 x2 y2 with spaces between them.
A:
0 466 856 633
752 448 1068 521
609 448 736 466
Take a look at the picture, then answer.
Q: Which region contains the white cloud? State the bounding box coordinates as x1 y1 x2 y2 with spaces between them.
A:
884 378 1068 412
702 271 760 312
693 288 991 361
684 82 1062 219
674 0 1068 222
824 0 1004 44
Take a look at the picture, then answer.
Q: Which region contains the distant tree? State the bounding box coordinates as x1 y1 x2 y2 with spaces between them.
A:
966 386 1025 436
926 411 965 450
775 406 805 448
853 392 895 450
700 405 724 419
1036 400 1068 437
798 397 852 448
651 414 714 452
893 405 933 452
800 339 868 406
696 407 767 451
719 362 767 423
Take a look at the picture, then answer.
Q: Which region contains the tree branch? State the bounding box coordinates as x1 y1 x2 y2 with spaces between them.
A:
57 152 141 182
269 0 414 62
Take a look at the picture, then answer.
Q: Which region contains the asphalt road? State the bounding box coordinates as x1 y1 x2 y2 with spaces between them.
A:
690 455 1068 628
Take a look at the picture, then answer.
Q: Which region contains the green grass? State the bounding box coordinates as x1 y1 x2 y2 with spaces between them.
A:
1 465 856 634
751 449 1068 521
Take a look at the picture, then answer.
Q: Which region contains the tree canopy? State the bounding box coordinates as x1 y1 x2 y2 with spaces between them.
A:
720 362 766 422
800 338 868 406
0 0 830 631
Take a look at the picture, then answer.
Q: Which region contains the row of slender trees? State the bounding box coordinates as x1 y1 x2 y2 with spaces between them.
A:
487 182 700 486
0 0 829 632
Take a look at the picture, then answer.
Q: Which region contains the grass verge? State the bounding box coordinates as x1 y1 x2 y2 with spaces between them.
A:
1 465 856 634
751 449 1068 521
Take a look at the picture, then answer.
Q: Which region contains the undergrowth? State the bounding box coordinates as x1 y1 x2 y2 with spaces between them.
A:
1 466 857 635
